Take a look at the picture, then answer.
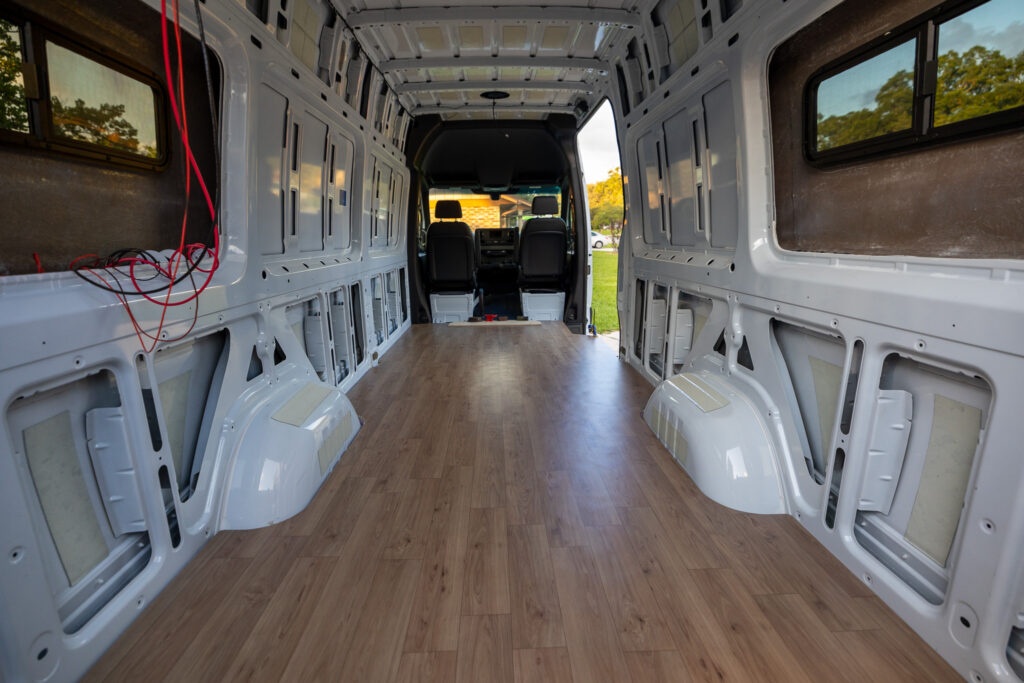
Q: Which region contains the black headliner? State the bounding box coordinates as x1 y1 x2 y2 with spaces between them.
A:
413 118 573 189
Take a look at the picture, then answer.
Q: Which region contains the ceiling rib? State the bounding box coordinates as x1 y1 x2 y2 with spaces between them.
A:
395 80 593 94
412 104 576 116
347 6 640 29
381 56 609 72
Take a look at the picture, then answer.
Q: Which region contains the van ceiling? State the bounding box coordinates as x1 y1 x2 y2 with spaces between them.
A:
341 1 640 121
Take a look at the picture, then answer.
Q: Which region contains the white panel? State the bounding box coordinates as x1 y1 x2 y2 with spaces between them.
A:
663 109 697 247
671 306 694 365
304 312 328 376
430 293 477 323
646 296 668 362
329 133 354 250
858 389 914 515
521 292 565 321
637 129 666 245
256 84 287 255
298 111 327 252
85 408 147 536
389 173 404 247
373 162 393 248
702 81 739 249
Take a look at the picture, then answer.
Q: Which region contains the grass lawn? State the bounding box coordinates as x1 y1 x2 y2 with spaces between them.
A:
592 250 619 335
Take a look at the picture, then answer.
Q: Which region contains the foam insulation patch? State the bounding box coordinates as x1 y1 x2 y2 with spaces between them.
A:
289 0 321 72
416 27 445 52
808 356 842 456
318 414 354 475
652 407 689 466
158 371 191 483
905 395 982 566
273 383 334 427
541 26 569 49
24 411 109 585
669 374 728 413
458 25 484 49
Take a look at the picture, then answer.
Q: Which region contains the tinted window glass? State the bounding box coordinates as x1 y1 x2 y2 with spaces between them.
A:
46 41 159 158
815 39 917 151
0 18 29 134
935 0 1024 127
428 187 561 230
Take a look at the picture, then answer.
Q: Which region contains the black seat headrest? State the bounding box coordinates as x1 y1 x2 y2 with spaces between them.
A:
531 196 559 216
435 199 463 220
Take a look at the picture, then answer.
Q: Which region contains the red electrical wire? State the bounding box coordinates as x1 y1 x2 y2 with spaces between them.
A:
71 0 220 352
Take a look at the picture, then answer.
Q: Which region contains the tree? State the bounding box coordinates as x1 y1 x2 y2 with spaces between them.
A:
587 167 624 242
817 68 913 150
935 46 1024 126
817 45 1024 151
0 20 29 133
50 97 145 156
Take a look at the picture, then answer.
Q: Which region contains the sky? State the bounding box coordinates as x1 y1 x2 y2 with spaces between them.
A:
817 0 1024 119
576 100 622 185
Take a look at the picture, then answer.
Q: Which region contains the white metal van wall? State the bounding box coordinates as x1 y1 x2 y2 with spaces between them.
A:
0 1 411 680
612 0 1024 681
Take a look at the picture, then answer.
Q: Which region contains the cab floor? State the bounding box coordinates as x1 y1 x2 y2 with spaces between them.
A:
85 323 960 682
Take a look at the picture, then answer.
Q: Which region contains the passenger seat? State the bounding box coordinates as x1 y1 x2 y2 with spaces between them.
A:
426 199 478 322
517 196 568 321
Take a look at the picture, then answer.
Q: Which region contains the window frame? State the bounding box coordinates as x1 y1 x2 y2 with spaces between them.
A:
803 0 1024 167
0 9 169 170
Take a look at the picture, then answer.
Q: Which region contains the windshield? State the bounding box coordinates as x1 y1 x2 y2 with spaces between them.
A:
429 187 561 231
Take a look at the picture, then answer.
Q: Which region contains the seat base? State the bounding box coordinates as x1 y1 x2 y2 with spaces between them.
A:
520 291 564 321
430 293 478 323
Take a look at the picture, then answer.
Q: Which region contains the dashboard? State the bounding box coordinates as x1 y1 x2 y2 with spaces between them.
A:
476 228 518 266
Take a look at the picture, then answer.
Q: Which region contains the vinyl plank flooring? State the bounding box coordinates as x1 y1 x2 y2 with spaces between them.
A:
513 647 575 683
221 556 336 683
456 614 514 683
587 524 676 652
551 545 633 683
336 558 421 683
462 506 511 615
394 652 458 683
624 650 692 683
403 465 473 652
159 536 308 682
508 524 566 649
86 324 960 683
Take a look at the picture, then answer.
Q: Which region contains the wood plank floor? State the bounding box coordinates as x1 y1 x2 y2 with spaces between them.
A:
86 323 961 682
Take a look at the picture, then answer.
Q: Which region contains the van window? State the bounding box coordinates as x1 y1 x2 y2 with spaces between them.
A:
46 41 160 159
0 16 163 165
935 0 1024 127
0 19 29 134
814 39 917 152
427 188 561 231
808 0 1024 163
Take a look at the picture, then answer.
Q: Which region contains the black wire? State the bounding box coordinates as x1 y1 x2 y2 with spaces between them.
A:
72 246 212 295
193 0 221 224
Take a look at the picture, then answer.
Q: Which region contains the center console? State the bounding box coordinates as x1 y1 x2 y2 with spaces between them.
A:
476 228 518 266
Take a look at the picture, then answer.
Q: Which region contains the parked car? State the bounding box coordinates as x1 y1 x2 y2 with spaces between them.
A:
590 230 606 249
